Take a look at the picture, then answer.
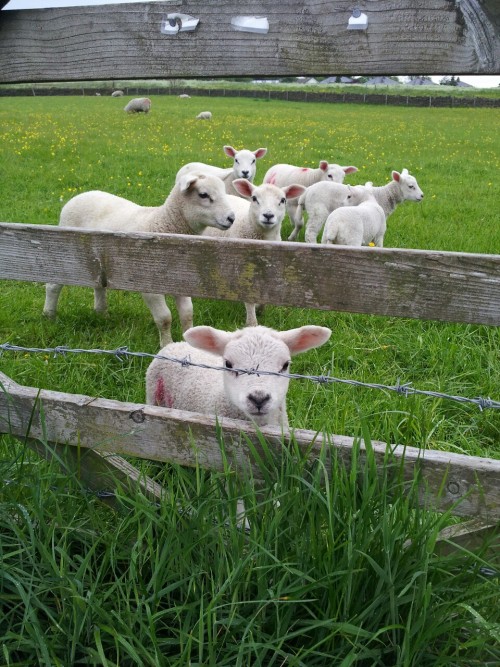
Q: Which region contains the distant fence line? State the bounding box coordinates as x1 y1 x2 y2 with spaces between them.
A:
1 86 499 108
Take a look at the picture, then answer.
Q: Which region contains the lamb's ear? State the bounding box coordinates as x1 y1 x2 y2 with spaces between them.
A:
282 184 306 200
184 326 234 355
178 173 200 192
343 165 358 174
392 170 401 182
253 148 268 159
319 160 329 172
224 145 237 158
401 168 409 177
277 326 332 355
232 178 255 198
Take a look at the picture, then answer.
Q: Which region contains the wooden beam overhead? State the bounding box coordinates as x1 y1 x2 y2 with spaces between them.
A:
0 1 498 83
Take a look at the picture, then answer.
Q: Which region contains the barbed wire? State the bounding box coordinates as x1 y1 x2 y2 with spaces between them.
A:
1 342 498 411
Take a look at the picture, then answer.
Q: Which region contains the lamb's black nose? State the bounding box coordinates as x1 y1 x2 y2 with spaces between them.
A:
248 391 271 412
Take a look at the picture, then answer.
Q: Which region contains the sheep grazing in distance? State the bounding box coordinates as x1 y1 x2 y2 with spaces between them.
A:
263 160 358 227
111 90 124 97
176 145 268 196
124 97 151 113
179 94 191 98
321 185 386 247
203 179 306 326
288 181 350 243
146 324 332 430
364 168 424 217
43 173 236 346
196 111 212 120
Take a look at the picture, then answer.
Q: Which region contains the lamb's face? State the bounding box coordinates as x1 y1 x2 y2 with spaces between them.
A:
345 184 373 207
224 147 267 181
179 173 236 230
232 181 306 231
222 330 292 426
396 170 424 202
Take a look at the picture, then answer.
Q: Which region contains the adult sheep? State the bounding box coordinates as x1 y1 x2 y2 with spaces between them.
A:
146 324 332 430
111 90 124 97
321 185 386 247
176 145 268 196
43 174 236 346
203 179 306 326
196 111 212 120
124 97 151 113
263 160 358 227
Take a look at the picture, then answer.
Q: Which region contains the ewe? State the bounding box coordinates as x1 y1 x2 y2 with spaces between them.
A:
263 160 358 228
43 174 236 346
146 324 332 430
124 97 151 113
176 145 267 196
196 111 212 120
321 185 386 247
203 179 306 326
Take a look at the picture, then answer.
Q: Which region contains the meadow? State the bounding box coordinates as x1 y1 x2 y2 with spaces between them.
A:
0 95 499 665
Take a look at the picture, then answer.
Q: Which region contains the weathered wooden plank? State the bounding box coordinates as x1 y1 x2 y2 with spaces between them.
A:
0 1 498 83
2 371 500 521
1 223 499 326
434 519 500 559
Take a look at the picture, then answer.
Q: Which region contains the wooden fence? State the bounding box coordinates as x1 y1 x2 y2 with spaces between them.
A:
0 0 499 550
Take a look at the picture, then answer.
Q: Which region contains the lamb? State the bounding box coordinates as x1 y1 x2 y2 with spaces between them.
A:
203 179 306 326
145 324 332 431
263 160 358 228
288 181 350 243
321 185 386 247
43 173 236 346
111 90 124 97
176 145 268 196
124 97 151 113
179 94 191 99
196 111 212 120
363 168 424 217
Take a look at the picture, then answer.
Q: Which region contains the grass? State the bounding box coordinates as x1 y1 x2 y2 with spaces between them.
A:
0 94 499 664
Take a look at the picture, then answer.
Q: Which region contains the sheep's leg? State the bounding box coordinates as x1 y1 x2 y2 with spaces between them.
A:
142 293 173 347
244 303 259 327
287 216 304 242
43 283 64 318
374 235 384 248
286 200 300 238
175 296 194 332
93 287 108 314
304 211 327 244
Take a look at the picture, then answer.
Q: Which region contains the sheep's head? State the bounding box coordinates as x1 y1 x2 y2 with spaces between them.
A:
184 325 331 426
320 161 358 183
178 172 235 231
392 169 424 202
224 146 267 181
345 184 375 206
232 180 305 230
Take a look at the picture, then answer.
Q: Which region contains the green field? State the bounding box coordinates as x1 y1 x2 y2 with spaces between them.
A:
0 95 499 665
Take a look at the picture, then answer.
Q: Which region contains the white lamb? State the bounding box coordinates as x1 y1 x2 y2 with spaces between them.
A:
288 181 350 243
124 97 151 113
263 160 358 228
363 168 424 217
43 173 236 346
196 111 212 120
203 179 306 326
176 145 268 195
321 185 386 247
145 324 332 431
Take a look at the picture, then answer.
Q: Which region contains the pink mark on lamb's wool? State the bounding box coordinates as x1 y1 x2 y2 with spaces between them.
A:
154 377 174 408
266 171 277 185
301 168 310 172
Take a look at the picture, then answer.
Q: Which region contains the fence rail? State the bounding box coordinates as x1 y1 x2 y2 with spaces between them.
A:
2 370 500 522
2 223 499 326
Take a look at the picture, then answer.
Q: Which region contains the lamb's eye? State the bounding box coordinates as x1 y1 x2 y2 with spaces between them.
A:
252 195 258 203
199 192 209 199
409 185 415 189
280 361 290 373
224 360 233 369
252 158 256 164
327 174 333 179
280 197 286 204
235 159 239 164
